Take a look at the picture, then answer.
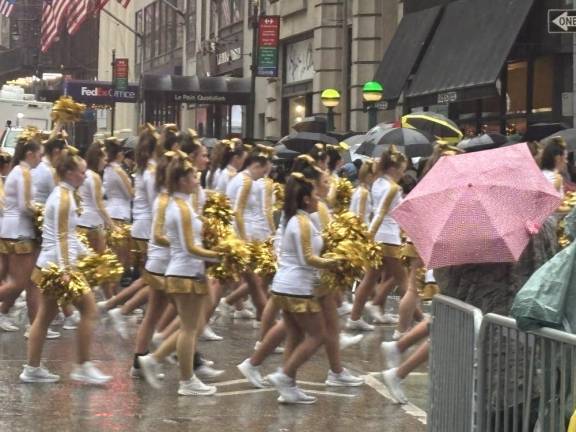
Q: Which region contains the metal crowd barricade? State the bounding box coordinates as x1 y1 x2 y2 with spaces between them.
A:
428 295 483 432
477 314 576 432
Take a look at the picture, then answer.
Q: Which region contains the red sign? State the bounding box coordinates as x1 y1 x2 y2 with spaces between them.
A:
257 16 280 77
114 58 129 90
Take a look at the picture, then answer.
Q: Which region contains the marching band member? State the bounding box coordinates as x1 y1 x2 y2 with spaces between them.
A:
20 152 111 384
139 156 221 396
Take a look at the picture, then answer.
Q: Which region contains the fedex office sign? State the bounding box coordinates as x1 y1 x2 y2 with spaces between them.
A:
66 81 139 104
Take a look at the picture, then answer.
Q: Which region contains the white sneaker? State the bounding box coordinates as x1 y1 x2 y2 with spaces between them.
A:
130 366 165 380
139 354 163 389
178 375 217 396
195 365 225 381
97 300 109 315
365 304 386 323
62 311 80 330
392 330 406 341
200 326 223 341
382 368 408 404
108 308 128 339
70 362 112 385
19 364 60 383
337 301 353 317
0 314 19 332
325 368 364 387
52 312 65 326
278 387 317 405
237 359 267 388
339 333 363 350
199 356 214 367
217 298 235 317
254 340 285 354
381 341 402 369
233 309 255 320
151 332 164 347
346 318 375 332
23 326 61 339
378 313 400 325
266 370 300 403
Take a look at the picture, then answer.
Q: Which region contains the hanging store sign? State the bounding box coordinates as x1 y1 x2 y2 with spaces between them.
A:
256 15 281 77
114 58 129 91
65 81 139 105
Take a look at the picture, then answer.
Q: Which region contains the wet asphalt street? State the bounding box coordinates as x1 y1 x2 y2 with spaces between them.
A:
0 304 428 432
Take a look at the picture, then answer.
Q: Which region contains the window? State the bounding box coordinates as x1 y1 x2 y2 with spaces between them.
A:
506 61 527 115
144 5 153 61
533 56 553 113
135 10 143 64
153 3 160 58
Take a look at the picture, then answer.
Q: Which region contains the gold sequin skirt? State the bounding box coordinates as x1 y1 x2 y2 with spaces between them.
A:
165 276 208 295
402 242 420 259
380 243 403 259
0 239 38 255
143 270 165 291
315 284 342 299
272 293 321 314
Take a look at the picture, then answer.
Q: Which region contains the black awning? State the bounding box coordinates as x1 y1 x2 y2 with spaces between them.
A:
374 6 442 103
406 0 535 107
142 75 251 105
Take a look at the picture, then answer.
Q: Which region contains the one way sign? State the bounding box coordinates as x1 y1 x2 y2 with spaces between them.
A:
549 9 576 33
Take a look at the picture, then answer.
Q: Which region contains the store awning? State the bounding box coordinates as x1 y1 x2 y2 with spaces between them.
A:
373 6 442 104
142 75 251 105
406 0 535 107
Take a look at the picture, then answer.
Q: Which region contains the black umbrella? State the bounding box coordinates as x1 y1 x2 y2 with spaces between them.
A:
356 127 433 159
524 122 569 142
458 133 508 153
274 143 300 160
277 132 338 153
292 116 327 133
542 129 576 151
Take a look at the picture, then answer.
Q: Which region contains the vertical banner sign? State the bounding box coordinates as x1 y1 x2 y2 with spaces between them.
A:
114 58 129 91
256 16 280 77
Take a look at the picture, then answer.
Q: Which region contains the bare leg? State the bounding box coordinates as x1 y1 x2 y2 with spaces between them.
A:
73 292 99 364
251 320 287 366
396 320 429 353
397 342 429 379
160 317 181 339
27 295 60 367
372 276 395 307
259 297 280 340
134 289 169 353
398 258 422 333
104 278 146 310
319 293 343 373
120 287 150 315
156 303 176 333
282 311 326 378
225 282 249 307
350 267 380 321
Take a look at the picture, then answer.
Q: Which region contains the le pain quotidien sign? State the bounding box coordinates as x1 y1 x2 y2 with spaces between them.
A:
173 93 250 105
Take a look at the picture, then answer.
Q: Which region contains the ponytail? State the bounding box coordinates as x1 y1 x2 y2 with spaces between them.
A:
12 138 40 168
283 172 315 222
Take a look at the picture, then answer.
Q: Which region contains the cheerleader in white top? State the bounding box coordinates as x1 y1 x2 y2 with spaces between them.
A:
21 153 112 385
263 173 341 404
540 137 567 196
214 139 248 194
103 138 134 270
0 152 12 286
349 159 376 225
0 138 43 331
225 145 274 320
139 157 221 396
32 137 67 204
348 146 409 331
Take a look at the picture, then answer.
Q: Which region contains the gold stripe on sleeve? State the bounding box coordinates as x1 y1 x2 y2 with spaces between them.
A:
22 166 34 212
58 187 71 266
174 197 219 259
264 178 275 232
235 174 252 240
153 192 170 247
114 166 134 198
297 213 334 269
358 187 368 223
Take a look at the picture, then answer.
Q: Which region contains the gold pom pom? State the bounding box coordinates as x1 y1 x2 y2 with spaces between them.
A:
77 249 124 286
273 182 284 213
33 203 45 238
207 235 251 282
51 96 86 124
320 212 383 291
202 192 235 249
249 239 277 278
332 178 354 215
39 264 91 306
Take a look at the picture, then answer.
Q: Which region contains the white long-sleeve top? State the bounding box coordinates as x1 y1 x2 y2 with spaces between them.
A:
32 157 57 204
131 159 157 239
164 192 219 278
349 184 373 226
215 165 237 194
310 201 332 232
190 183 206 215
208 168 222 191
77 170 110 228
369 176 402 245
1 162 36 239
145 191 171 275
103 162 133 221
272 211 334 297
226 171 271 241
37 182 87 269
0 177 5 230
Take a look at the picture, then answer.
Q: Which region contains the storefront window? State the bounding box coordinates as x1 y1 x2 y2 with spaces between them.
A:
533 56 554 113
482 96 500 118
288 96 307 129
452 100 476 121
231 105 243 134
507 61 527 115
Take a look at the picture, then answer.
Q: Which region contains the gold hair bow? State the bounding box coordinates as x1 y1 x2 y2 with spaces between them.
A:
140 123 160 140
297 154 316 165
436 140 463 156
255 144 275 159
188 128 199 138
329 142 350 153
314 143 325 150
221 139 234 150
291 172 314 184
164 149 188 159
243 143 254 152
162 123 178 133
388 144 404 163
550 136 568 149
65 145 80 156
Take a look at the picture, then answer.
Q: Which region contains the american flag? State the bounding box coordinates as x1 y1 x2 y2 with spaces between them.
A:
67 0 90 35
41 0 72 52
0 0 16 17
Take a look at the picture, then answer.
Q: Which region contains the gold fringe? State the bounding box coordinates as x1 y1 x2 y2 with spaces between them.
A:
165 277 208 295
272 293 321 313
0 239 37 255
380 243 403 259
402 243 420 259
143 270 165 291
315 284 342 298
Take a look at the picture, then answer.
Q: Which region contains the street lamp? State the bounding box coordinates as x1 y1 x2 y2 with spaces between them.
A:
321 88 341 132
362 81 383 129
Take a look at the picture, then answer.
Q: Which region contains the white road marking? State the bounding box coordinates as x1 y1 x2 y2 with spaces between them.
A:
363 374 427 425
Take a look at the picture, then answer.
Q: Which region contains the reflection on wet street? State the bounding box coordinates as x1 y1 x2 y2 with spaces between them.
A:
0 311 427 431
